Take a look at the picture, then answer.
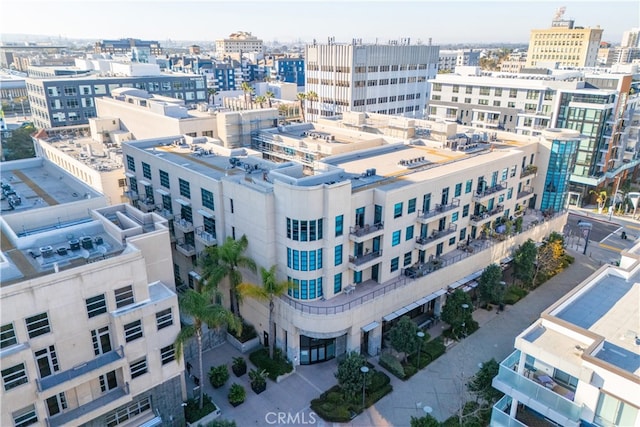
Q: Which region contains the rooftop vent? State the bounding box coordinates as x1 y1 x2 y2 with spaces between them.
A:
69 239 81 251
57 247 68 256
40 246 54 258
81 236 93 250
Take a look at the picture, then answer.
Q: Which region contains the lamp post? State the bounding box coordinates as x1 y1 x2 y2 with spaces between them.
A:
579 222 593 255
416 331 425 369
461 303 469 338
360 366 369 411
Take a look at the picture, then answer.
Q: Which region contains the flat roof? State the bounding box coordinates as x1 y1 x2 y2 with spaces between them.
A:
36 130 124 172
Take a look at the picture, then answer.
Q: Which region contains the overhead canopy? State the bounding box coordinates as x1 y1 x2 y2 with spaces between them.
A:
383 289 447 322
155 188 170 196
361 321 379 333
175 198 191 206
197 209 214 218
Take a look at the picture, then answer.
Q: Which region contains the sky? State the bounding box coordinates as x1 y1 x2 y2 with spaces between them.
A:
1 0 638 45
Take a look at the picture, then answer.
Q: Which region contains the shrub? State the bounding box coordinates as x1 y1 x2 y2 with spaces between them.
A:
404 365 417 378
208 364 229 388
423 337 446 360
231 356 246 377
249 348 293 380
184 394 217 424
249 368 268 394
379 352 405 379
205 420 237 427
504 286 528 305
369 370 390 391
227 383 246 406
231 321 257 343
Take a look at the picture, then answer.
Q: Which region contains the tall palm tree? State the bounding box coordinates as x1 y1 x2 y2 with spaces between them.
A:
240 82 254 109
296 92 307 122
207 88 218 105
265 91 275 108
174 287 241 409
305 91 318 122
201 235 257 317
255 95 267 108
238 266 291 359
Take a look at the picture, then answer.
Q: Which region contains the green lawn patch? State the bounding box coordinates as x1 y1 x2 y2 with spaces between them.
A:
184 394 218 424
249 348 293 381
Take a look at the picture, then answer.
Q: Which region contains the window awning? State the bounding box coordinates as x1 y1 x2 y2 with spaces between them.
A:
155 188 170 196
384 289 448 323
361 321 379 333
175 198 191 206
189 270 202 281
138 416 163 427
501 256 513 264
124 172 135 178
394 306 410 317
197 209 214 219
138 179 151 186
383 312 399 322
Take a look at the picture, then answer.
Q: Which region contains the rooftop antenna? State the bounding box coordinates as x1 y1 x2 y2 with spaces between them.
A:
554 6 566 21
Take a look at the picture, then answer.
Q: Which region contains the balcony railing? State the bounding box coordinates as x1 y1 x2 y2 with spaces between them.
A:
520 166 538 178
404 258 444 279
415 224 458 248
349 222 384 238
174 216 194 233
138 197 155 212
176 239 196 257
470 205 504 225
195 227 217 246
124 190 139 202
47 383 130 427
418 198 460 221
349 250 383 266
491 395 528 427
517 186 534 199
492 350 582 427
472 183 506 202
37 346 124 392
155 205 174 220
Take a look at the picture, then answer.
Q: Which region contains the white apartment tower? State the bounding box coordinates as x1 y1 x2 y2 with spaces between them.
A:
304 40 439 120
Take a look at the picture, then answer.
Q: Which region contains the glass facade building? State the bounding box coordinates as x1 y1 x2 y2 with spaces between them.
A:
540 130 580 212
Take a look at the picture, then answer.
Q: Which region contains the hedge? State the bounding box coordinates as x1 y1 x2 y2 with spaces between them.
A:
249 348 293 381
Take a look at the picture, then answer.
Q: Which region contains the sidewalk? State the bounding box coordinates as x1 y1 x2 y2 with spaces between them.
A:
185 249 600 427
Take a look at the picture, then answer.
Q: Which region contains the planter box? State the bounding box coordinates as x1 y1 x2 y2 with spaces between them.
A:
226 332 261 354
276 368 296 383
229 400 244 407
186 406 221 427
251 382 267 394
232 365 247 377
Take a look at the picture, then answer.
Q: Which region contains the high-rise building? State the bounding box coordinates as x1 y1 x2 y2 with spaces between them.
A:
304 40 439 120
215 32 264 58
0 158 184 427
121 115 570 365
490 241 640 427
526 8 603 68
621 28 640 48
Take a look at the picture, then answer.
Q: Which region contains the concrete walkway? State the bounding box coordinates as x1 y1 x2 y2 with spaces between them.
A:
187 248 600 427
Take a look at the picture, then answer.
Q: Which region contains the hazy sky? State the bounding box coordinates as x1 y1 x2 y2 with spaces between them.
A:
1 0 638 45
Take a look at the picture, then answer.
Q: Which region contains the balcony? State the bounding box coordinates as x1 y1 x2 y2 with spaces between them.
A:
348 249 383 269
138 197 156 213
349 222 384 242
415 224 458 249
174 216 194 233
491 396 528 427
195 227 217 247
37 347 125 394
124 190 139 202
472 183 506 202
155 205 174 220
176 238 196 257
404 257 444 279
469 205 504 225
520 165 538 178
47 384 130 427
492 351 581 427
417 198 460 222
517 186 534 199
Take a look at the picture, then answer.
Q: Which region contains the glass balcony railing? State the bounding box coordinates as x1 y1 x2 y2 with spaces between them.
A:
491 396 528 427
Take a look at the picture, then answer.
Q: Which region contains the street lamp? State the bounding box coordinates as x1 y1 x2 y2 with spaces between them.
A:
461 303 470 338
360 366 369 411
416 331 425 369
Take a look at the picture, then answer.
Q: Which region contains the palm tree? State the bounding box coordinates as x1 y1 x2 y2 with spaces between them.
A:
264 91 275 108
255 95 267 108
201 235 257 317
174 287 241 409
296 92 307 122
305 91 318 122
207 88 218 105
240 82 254 108
238 266 291 359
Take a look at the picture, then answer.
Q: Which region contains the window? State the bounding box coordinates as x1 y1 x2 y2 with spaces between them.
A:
392 230 401 246
35 345 59 378
25 312 50 338
86 294 107 318
46 393 68 417
394 202 403 218
334 273 342 293
2 363 28 391
156 308 173 330
179 178 191 198
100 370 118 392
142 162 151 180
454 183 462 197
114 286 134 308
595 392 638 427
408 198 416 214
12 405 37 427
335 215 343 236
105 395 151 427
403 252 412 266
124 320 143 342
159 170 170 188
126 155 135 171
201 188 214 210
334 245 343 266
465 180 473 194
390 257 399 272
449 237 456 246
160 344 175 364
507 188 513 199
462 204 470 217
1 323 17 349
452 212 459 222
406 225 414 240
460 228 466 241
130 358 147 379
92 326 112 355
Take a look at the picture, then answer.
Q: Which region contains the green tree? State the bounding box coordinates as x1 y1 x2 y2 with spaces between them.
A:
468 359 502 404
534 232 565 285
174 288 241 409
207 87 218 105
296 92 306 122
388 316 422 363
3 124 36 161
335 352 370 402
237 265 290 359
513 239 537 288
305 90 318 122
441 289 474 339
240 82 254 108
410 414 440 427
201 235 257 317
478 264 504 307
590 189 608 214
254 95 267 108
264 90 275 108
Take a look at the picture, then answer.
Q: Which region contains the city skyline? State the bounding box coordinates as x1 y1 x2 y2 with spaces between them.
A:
1 0 638 46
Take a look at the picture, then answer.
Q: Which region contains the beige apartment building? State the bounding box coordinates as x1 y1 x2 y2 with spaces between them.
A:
0 158 184 427
215 31 264 58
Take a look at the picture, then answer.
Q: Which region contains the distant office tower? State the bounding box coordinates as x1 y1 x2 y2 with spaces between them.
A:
526 8 603 68
215 32 264 57
94 39 162 56
437 49 480 73
305 39 439 120
621 28 640 48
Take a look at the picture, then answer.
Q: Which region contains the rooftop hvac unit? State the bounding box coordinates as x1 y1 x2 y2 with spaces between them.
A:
40 246 54 258
81 236 94 250
57 247 68 256
69 239 81 250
